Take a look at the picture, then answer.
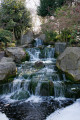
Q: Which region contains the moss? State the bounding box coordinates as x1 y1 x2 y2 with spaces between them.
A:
0 74 16 85
40 81 54 96
65 72 80 83
65 72 75 82
54 52 59 58
22 74 28 79
34 61 45 69
65 88 80 99
26 52 30 61
28 80 38 94
56 66 80 83
21 52 30 62
11 90 30 100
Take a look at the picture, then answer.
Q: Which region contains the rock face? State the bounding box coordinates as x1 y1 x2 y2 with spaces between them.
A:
56 47 80 81
1 57 14 62
5 47 27 63
21 31 34 45
0 60 16 82
55 42 67 55
38 34 46 42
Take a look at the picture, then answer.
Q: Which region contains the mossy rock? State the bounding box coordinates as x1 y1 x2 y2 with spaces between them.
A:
21 52 30 62
28 80 38 94
0 74 16 85
54 52 59 58
65 88 80 99
22 74 28 79
11 90 30 100
40 81 54 96
34 61 45 69
56 66 80 83
26 52 30 61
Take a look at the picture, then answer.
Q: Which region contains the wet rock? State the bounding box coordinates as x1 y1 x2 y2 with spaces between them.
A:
28 80 38 94
34 61 45 69
0 62 16 82
5 47 28 63
1 98 73 120
11 90 30 100
56 47 80 82
65 85 80 98
40 81 54 96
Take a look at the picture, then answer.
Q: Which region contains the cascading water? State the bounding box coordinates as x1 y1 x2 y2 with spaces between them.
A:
0 38 80 120
35 38 43 47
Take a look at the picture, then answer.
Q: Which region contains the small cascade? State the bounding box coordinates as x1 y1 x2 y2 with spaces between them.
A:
0 38 80 120
35 82 41 95
54 81 65 98
26 48 40 62
35 38 43 47
44 47 55 59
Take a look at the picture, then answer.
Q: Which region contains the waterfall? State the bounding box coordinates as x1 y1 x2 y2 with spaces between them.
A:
44 47 55 59
54 81 65 98
0 40 80 120
35 38 43 47
26 48 40 62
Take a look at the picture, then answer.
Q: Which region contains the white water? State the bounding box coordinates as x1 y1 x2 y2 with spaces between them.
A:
26 0 41 32
46 99 80 120
0 112 9 120
26 95 42 103
35 38 43 47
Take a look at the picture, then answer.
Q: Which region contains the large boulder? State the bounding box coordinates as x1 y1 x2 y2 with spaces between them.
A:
56 47 80 81
5 47 27 63
1 57 14 62
0 61 16 82
21 31 34 45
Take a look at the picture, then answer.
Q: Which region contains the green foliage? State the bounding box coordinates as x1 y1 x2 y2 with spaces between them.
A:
40 81 54 96
56 29 77 44
28 80 38 94
45 31 57 42
0 0 31 41
0 29 12 43
37 0 65 17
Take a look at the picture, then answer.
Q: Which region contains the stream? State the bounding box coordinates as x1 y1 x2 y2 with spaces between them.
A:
0 39 80 120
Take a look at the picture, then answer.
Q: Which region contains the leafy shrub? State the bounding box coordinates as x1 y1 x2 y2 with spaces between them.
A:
45 31 57 43
0 29 12 44
56 29 77 44
7 43 16 47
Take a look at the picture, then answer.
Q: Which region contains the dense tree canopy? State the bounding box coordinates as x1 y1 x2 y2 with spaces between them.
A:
37 0 73 17
41 3 80 44
0 0 31 41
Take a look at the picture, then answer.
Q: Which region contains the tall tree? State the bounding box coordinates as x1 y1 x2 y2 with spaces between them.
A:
37 0 66 17
0 0 31 41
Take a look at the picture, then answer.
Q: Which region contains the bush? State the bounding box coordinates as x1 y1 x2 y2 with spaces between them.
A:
7 43 16 47
0 0 31 41
45 31 57 43
58 29 77 44
0 29 12 45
